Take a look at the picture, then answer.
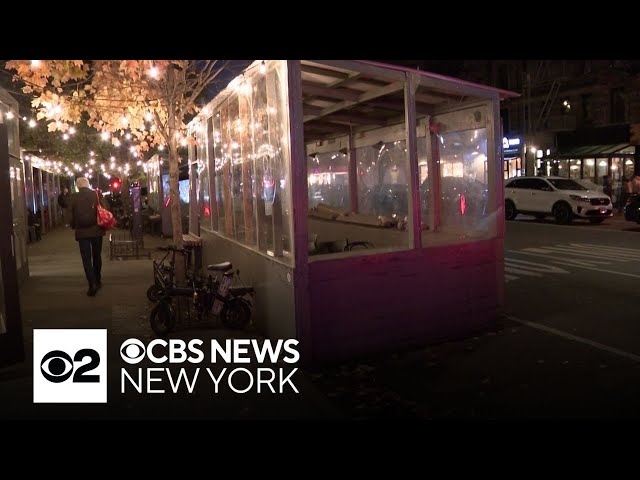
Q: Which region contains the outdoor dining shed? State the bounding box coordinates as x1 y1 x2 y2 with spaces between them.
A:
186 60 517 364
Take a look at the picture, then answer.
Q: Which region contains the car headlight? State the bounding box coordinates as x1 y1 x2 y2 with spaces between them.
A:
569 195 590 203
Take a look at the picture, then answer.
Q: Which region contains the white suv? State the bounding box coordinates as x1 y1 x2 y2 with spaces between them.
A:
504 176 613 224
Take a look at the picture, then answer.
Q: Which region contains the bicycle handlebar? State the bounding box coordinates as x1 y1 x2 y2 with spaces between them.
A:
157 245 187 253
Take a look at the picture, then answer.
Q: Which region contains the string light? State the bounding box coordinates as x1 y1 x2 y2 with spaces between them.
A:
6 111 14 120
101 132 109 141
69 126 76 135
31 60 41 68
259 61 267 74
145 112 152 122
29 119 36 128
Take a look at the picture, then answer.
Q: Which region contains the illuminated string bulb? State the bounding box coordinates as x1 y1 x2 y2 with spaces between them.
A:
62 133 69 140
148 66 159 79
259 61 267 74
180 138 187 147
6 111 14 120
90 159 96 165
158 145 165 151
145 112 153 122
240 78 252 95
29 119 36 128
22 116 27 121
90 151 95 157
120 116 128 126
203 106 210 115
101 132 109 141
31 60 41 68
110 156 115 162
114 139 121 147
125 133 132 140
69 126 76 135
129 146 136 153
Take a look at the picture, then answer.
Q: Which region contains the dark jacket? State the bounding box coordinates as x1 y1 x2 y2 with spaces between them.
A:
69 187 108 240
57 192 69 209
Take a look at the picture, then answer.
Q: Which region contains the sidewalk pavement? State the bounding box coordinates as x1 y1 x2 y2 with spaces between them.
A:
0 226 342 420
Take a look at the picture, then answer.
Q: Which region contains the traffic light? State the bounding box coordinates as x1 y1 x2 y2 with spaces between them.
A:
110 178 121 191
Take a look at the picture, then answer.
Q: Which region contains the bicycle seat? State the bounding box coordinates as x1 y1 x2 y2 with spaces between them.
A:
207 262 232 272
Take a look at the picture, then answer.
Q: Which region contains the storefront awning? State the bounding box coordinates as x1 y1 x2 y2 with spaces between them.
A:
556 144 634 156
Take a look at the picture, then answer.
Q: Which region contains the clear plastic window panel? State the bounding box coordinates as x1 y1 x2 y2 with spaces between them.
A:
307 152 350 211
266 62 293 258
218 100 234 238
252 72 275 253
213 110 227 236
197 127 211 230
357 140 409 221
228 95 245 243
433 127 490 242
207 61 293 264
238 83 256 247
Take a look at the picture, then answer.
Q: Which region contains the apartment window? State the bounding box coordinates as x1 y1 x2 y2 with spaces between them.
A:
498 64 509 89
501 107 510 133
610 87 626 123
582 94 593 125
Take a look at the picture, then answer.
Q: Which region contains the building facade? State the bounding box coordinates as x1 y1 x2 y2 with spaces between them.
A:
392 60 640 191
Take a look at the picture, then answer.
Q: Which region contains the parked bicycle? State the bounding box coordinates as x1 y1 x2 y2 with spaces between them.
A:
147 246 255 336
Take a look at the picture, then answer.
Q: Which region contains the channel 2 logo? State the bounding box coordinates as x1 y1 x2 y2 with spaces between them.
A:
33 329 107 403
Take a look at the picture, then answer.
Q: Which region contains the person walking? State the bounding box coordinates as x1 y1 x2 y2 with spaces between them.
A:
69 177 108 296
57 186 70 226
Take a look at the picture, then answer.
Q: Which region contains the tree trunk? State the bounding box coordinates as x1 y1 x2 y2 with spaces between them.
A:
167 93 185 285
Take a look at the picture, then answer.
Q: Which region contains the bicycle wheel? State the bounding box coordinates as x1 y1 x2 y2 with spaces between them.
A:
220 298 251 330
150 300 176 337
146 284 162 302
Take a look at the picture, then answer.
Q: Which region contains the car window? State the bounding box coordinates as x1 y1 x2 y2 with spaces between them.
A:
517 178 539 190
530 179 553 191
547 178 588 190
506 179 522 188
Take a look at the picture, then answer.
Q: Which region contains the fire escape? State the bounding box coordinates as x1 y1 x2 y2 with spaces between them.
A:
525 60 562 135
522 60 563 174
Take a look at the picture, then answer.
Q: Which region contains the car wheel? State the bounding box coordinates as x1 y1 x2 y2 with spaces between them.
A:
505 200 517 220
589 218 605 224
553 203 573 225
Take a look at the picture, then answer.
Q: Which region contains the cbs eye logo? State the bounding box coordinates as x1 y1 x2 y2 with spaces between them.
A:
120 339 146 364
40 349 100 383
33 329 107 404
